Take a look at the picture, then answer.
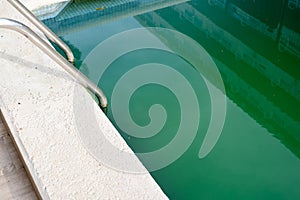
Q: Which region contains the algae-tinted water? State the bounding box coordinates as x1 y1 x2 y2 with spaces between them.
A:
45 0 300 199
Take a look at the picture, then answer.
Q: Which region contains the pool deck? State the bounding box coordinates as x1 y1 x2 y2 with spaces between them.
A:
0 113 37 200
0 0 167 199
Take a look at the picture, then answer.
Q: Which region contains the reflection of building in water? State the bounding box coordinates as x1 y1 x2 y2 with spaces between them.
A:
209 0 283 40
135 2 300 157
227 1 281 39
279 27 300 58
208 0 300 58
279 0 300 57
288 0 300 9
208 0 227 9
44 0 300 58
167 3 299 99
229 0 283 29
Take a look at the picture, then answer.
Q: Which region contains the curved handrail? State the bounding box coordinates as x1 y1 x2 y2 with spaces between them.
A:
0 18 108 109
7 0 75 64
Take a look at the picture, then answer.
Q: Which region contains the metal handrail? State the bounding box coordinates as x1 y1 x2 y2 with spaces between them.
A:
0 18 108 109
7 0 75 64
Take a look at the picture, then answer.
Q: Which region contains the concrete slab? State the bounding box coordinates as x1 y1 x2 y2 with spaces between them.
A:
21 0 70 11
0 111 38 200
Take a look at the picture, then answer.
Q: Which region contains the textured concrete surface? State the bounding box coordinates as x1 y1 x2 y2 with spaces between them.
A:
22 0 70 11
0 0 167 199
0 113 38 200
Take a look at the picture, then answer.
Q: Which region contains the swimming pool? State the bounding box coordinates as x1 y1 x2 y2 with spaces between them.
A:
43 0 300 199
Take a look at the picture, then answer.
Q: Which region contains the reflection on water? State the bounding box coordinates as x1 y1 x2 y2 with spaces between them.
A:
43 0 300 199
136 0 300 156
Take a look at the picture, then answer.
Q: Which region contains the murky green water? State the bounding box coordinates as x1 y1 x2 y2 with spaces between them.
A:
44 0 300 199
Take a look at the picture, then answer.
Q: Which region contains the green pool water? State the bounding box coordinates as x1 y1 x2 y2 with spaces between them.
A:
44 0 300 199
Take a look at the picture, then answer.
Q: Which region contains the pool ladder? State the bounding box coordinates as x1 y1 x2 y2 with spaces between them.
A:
0 0 108 110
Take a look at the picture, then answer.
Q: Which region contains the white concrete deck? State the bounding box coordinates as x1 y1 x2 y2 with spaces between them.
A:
0 113 37 200
0 0 167 199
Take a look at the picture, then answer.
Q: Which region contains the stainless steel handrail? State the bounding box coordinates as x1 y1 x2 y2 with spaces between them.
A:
0 18 108 109
7 0 75 64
